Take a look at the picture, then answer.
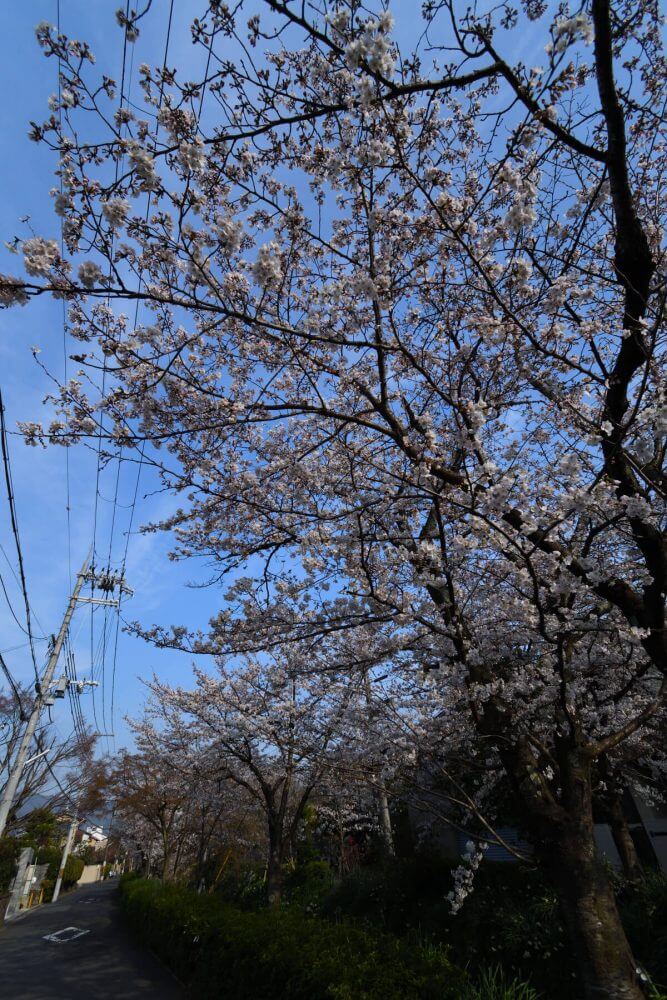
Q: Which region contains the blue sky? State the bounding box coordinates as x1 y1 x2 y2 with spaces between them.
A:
0 0 556 773
0 1 219 761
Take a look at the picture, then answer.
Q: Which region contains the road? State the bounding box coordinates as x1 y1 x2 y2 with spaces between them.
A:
0 880 183 999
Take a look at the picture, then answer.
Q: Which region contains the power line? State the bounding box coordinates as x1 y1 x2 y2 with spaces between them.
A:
89 606 103 734
90 0 133 746
0 718 53 749
0 640 48 656
100 456 123 744
42 749 90 822
109 0 176 750
64 633 88 744
0 390 41 689
56 0 72 593
0 569 37 641
0 651 26 719
0 543 47 638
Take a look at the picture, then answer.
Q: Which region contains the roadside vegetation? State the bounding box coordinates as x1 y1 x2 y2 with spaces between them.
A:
0 807 84 903
119 848 667 999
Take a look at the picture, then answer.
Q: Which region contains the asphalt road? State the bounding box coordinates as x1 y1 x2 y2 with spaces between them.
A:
0 880 183 999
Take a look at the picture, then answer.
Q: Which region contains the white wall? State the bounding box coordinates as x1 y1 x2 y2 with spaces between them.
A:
77 865 102 885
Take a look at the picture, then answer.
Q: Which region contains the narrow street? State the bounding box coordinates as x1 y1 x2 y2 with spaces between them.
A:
0 880 183 999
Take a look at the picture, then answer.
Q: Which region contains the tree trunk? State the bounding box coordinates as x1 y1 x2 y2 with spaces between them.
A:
545 832 642 999
288 828 297 864
173 833 186 877
378 784 395 856
267 849 283 907
160 825 171 880
266 830 283 907
536 757 643 999
607 791 643 882
160 851 171 880
494 738 643 999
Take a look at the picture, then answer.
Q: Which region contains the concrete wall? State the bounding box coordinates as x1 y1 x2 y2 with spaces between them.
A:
593 824 622 869
77 864 102 885
632 791 667 873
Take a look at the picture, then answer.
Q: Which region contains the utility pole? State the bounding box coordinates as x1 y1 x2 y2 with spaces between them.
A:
52 810 78 903
0 557 90 839
0 555 129 839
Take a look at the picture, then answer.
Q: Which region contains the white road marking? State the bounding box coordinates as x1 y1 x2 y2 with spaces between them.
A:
43 926 90 944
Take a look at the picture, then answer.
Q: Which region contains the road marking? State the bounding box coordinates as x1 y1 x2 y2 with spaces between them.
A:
43 926 90 944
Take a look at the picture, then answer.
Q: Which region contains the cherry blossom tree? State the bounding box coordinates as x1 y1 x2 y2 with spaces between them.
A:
109 744 197 880
146 649 355 904
311 775 383 876
1 2 665 995
113 719 263 883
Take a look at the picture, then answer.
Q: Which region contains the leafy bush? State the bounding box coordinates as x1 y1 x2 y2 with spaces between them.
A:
321 853 454 933
322 855 574 997
0 836 19 894
617 872 667 988
79 844 101 865
322 855 667 999
214 862 267 910
63 854 85 886
283 860 335 911
37 847 85 900
20 808 59 851
216 858 335 913
120 876 470 999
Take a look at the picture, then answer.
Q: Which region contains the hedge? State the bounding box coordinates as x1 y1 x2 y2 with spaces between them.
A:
36 848 85 901
119 876 469 999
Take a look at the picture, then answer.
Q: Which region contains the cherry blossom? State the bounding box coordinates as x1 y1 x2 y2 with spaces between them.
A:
1 3 664 996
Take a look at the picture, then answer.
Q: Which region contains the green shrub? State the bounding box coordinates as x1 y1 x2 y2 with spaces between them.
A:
322 855 574 997
321 856 667 999
214 862 267 910
63 855 84 886
36 847 85 900
79 844 100 865
617 872 667 988
20 808 59 851
120 877 469 999
216 858 335 913
284 860 335 911
321 853 454 933
0 836 19 894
